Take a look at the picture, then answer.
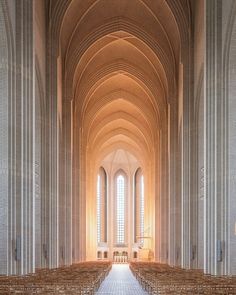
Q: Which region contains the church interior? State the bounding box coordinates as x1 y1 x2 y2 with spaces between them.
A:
0 0 236 293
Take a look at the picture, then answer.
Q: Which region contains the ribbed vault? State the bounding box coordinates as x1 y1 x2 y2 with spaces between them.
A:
49 0 191 261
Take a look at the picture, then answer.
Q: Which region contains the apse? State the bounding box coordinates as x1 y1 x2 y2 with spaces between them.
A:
95 149 149 261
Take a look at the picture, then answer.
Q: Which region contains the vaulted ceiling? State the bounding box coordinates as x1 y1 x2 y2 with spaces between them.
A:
49 0 191 167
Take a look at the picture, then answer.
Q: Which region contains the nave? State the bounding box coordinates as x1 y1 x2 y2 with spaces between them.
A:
1 0 236 285
96 264 148 295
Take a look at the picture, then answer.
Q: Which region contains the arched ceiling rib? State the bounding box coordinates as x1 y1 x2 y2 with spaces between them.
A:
77 73 162 127
84 95 156 167
83 91 157 134
75 63 164 110
50 0 191 167
65 23 176 100
73 35 168 99
84 100 153 144
59 0 183 61
91 126 149 153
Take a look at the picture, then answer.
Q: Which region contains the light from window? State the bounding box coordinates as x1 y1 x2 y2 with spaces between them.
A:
97 174 101 243
140 175 144 245
117 175 125 244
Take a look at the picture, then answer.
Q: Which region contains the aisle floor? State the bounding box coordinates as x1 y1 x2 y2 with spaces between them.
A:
96 264 148 295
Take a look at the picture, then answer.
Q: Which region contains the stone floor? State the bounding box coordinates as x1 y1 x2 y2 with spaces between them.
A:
96 264 148 295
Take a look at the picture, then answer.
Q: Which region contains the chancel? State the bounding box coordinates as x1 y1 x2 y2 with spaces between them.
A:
0 0 236 293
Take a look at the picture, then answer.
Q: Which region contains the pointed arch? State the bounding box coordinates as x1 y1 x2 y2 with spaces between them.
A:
114 169 128 246
134 168 145 246
97 167 108 244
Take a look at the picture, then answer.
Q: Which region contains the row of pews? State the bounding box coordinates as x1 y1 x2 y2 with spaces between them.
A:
0 261 112 294
130 262 236 294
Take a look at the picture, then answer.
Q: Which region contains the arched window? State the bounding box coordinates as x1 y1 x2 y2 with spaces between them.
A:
97 167 107 244
134 168 145 246
115 170 127 245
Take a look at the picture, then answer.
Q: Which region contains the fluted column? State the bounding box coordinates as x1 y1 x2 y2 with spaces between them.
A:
14 0 35 275
159 122 169 263
226 1 236 275
46 29 60 270
168 100 180 266
0 0 10 275
59 99 73 266
204 0 225 275
181 46 194 269
0 0 36 275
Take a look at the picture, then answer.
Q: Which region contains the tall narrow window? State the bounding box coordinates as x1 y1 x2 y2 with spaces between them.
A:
140 175 145 245
97 174 101 243
114 170 127 246
134 168 145 246
116 175 125 244
97 167 107 244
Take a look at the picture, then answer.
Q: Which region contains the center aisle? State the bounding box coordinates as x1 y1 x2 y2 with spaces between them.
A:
96 264 148 295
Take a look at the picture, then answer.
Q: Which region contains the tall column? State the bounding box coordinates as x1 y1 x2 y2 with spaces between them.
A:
0 0 36 275
15 0 35 275
159 123 169 263
181 50 193 269
46 33 60 269
72 122 83 261
59 99 73 266
168 100 180 266
0 0 10 275
222 0 236 276
204 0 225 275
